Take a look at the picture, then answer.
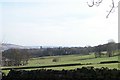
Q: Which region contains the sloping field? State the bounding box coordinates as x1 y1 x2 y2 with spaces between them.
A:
26 54 118 68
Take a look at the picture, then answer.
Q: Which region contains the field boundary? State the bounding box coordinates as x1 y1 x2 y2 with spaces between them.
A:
2 60 119 70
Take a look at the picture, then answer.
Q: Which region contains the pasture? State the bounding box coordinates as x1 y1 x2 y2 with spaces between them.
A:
27 53 118 67
2 53 119 75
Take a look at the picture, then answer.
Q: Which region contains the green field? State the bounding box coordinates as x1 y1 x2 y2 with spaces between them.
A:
26 54 118 68
2 53 119 75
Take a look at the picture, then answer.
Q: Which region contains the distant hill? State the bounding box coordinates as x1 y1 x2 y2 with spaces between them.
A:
0 43 43 52
0 43 25 51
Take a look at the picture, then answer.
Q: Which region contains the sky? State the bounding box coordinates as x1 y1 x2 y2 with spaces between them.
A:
0 0 118 47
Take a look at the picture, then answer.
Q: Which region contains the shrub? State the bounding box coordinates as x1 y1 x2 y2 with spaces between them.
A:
52 58 59 62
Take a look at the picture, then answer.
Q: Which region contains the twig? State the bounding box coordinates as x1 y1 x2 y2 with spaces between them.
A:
87 0 103 7
106 0 114 18
87 0 115 18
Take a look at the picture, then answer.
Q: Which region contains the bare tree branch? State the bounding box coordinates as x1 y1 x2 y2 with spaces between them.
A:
106 0 114 18
87 0 116 18
87 0 95 7
87 0 103 7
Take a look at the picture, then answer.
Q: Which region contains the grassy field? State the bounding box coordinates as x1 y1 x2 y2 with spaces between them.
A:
26 53 118 67
2 53 119 75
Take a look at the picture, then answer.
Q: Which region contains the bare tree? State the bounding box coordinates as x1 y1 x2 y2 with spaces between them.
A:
94 45 102 58
107 39 116 57
87 0 119 18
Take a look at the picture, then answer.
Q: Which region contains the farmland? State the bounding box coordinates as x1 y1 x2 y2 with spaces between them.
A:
26 53 119 68
2 53 119 75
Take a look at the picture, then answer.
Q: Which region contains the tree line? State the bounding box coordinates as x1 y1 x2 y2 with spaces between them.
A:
25 41 119 57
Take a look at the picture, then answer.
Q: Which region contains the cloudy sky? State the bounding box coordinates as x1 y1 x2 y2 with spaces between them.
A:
0 0 118 47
